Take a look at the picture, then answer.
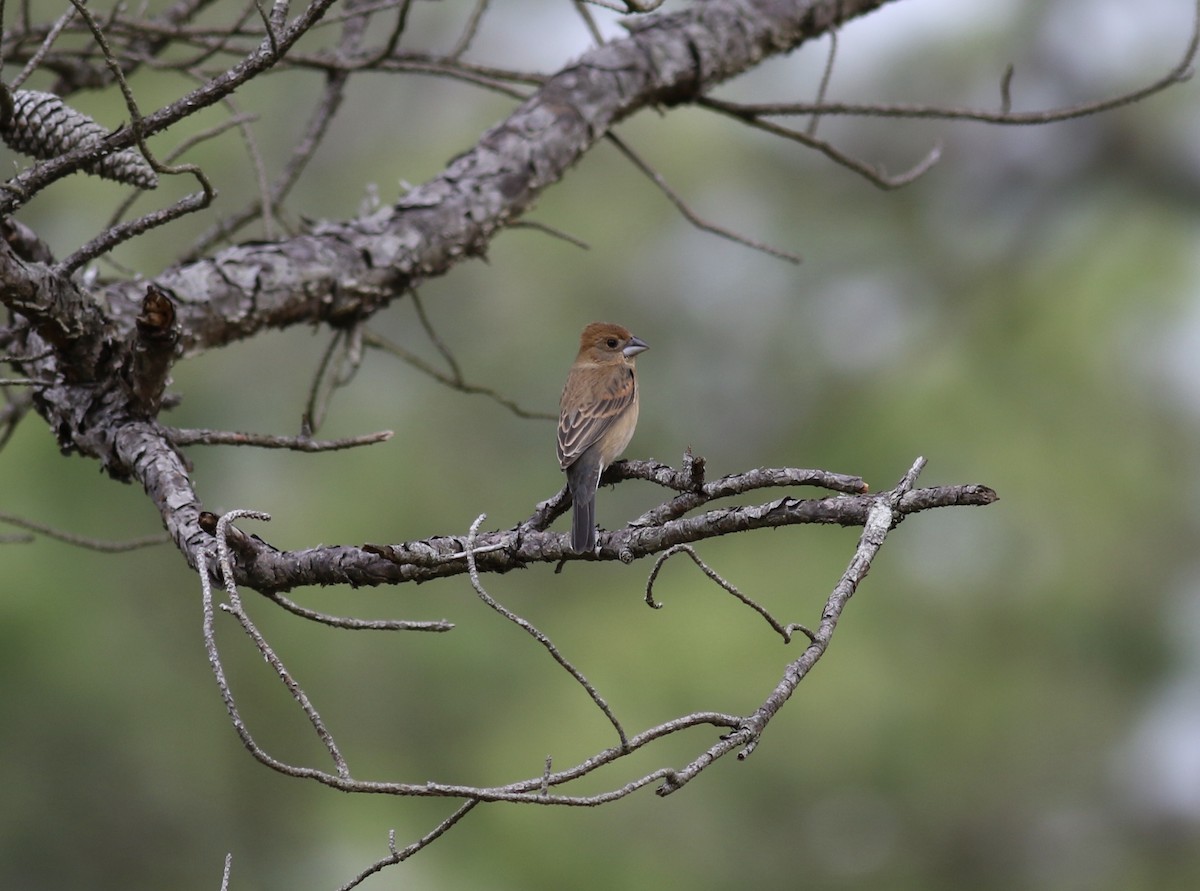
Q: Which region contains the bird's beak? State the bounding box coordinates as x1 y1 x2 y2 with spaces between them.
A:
623 335 649 358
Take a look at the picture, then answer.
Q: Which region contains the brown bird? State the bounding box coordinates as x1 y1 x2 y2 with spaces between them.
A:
557 322 649 553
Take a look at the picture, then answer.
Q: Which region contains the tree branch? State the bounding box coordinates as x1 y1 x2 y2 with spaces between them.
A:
84 0 894 354
202 451 993 593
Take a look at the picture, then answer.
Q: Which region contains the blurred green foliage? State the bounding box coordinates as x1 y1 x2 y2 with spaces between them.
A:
4 1 1200 888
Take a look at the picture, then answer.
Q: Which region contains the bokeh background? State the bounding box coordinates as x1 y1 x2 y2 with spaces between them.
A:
4 0 1200 887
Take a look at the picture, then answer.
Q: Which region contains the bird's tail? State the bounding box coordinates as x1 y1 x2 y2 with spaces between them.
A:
567 459 601 553
571 490 596 553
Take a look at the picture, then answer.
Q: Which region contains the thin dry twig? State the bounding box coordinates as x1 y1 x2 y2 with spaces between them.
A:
55 183 214 275
10 7 77 89
693 0 1198 191
166 425 393 452
449 0 488 59
263 590 453 632
573 0 606 46
52 0 216 273
303 325 365 434
807 27 838 137
212 508 351 780
645 544 815 644
363 327 555 420
0 510 169 551
357 0 413 68
464 513 629 749
509 219 591 250
64 0 155 166
699 98 944 190
1000 62 1015 114
606 131 802 262
335 801 480 891
657 456 928 792
226 93 277 240
703 0 1198 128
104 112 258 232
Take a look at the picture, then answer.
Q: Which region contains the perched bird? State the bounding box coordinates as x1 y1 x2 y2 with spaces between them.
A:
557 322 649 553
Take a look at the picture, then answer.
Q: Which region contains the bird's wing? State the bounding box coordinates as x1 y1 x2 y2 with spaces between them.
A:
557 370 636 469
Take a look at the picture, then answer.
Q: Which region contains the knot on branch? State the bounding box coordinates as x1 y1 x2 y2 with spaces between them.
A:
125 286 180 417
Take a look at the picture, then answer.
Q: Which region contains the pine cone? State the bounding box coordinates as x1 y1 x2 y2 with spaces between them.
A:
0 88 158 189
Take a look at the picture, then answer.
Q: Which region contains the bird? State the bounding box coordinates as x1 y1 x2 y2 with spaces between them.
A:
557 322 649 553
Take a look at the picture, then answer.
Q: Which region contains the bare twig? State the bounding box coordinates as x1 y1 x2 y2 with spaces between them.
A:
606 131 802 263
657 457 928 793
701 2 1198 129
228 94 277 240
335 802 480 891
54 182 214 275
699 99 943 190
410 289 461 380
573 0 606 46
185 58 353 257
464 513 629 748
0 510 169 551
166 426 393 452
358 0 413 68
64 0 159 175
807 27 838 136
213 508 351 779
645 544 814 644
509 219 591 250
11 7 76 89
218 853 232 891
449 0 488 59
1000 63 1015 115
363 327 555 420
303 325 365 433
263 590 453 632
104 112 258 231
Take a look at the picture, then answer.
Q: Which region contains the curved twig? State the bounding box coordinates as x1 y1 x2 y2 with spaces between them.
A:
0 510 169 551
645 544 813 644
464 513 629 749
363 327 556 421
606 131 802 262
212 508 352 780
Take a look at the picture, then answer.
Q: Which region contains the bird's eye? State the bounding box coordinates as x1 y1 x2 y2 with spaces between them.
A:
605 337 619 349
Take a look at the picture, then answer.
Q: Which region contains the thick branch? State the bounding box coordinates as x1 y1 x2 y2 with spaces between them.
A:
205 468 994 593
3 0 894 479
82 0 893 353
